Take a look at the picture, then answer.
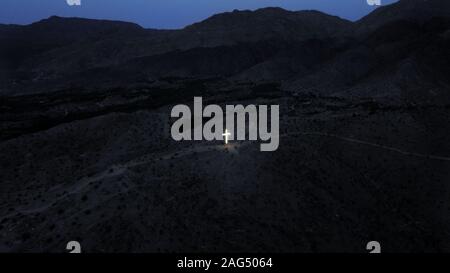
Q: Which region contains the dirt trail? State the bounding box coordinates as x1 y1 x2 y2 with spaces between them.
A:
282 131 450 162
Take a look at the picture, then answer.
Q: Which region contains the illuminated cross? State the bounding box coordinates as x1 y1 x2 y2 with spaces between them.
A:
222 129 231 144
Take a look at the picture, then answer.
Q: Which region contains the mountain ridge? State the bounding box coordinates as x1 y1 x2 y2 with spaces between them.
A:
1 1 449 105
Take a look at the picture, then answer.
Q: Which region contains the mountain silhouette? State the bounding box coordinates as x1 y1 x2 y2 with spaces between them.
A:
1 0 450 253
0 0 449 104
356 0 450 34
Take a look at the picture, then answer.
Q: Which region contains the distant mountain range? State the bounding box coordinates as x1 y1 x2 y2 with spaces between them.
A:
0 0 449 104
1 0 450 253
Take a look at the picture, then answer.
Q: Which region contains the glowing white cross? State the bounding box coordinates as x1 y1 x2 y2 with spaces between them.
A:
222 129 231 144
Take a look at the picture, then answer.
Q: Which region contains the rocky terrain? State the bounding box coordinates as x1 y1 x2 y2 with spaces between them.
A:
0 0 450 252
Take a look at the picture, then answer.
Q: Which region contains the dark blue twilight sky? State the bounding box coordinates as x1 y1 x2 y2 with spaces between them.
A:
0 0 399 29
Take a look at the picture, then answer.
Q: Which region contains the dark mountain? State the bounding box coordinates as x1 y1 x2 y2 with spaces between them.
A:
1 1 450 253
288 16 450 104
181 8 352 47
0 8 353 92
356 0 450 34
0 16 147 67
0 17 169 85
0 0 449 102
281 0 450 104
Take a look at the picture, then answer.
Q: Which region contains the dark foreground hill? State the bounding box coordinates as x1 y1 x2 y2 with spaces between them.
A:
0 0 450 252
